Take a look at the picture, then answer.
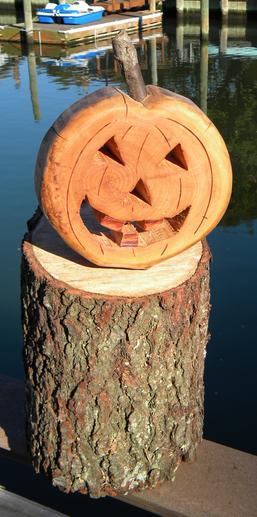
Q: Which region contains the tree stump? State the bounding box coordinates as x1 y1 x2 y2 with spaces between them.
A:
22 209 211 498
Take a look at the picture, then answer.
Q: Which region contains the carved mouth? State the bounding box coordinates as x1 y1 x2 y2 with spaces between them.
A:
80 201 191 248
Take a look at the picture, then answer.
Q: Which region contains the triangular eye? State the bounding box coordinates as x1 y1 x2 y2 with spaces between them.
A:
165 144 188 170
99 137 124 166
130 179 151 206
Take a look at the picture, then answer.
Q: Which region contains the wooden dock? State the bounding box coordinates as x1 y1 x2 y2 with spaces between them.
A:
91 0 147 13
0 10 162 45
0 488 66 517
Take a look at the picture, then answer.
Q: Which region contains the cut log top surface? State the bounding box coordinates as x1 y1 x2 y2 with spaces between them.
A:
28 212 203 298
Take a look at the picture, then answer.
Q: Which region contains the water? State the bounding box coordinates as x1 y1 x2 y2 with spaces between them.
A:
0 13 257 468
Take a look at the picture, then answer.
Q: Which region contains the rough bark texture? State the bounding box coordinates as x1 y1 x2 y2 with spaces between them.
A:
21 215 211 498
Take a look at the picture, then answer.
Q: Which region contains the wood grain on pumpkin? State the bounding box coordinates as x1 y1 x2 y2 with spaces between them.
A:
35 85 232 269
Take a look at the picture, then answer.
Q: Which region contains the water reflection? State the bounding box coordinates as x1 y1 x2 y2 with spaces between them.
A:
27 46 41 120
200 41 208 112
1 18 257 229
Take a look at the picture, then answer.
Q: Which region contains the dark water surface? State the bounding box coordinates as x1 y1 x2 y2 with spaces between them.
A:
0 13 257 472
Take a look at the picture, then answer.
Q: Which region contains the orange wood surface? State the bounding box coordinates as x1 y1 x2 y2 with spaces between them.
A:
35 85 232 269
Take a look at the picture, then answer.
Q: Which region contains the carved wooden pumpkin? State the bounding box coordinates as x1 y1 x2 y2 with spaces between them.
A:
35 85 232 269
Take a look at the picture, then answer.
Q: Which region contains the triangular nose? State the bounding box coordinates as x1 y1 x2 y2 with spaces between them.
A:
130 178 152 206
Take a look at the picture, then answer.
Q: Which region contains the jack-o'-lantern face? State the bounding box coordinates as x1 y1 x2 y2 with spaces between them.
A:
35 85 232 269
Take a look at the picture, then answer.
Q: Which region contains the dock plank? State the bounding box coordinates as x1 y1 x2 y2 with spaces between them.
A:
0 488 67 516
0 10 163 45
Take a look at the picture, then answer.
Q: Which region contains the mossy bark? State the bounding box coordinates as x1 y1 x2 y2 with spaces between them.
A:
21 219 211 498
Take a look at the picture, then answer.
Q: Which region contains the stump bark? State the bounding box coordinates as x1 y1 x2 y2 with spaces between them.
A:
21 209 211 498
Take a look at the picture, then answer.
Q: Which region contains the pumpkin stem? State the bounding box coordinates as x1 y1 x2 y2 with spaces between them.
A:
112 30 148 104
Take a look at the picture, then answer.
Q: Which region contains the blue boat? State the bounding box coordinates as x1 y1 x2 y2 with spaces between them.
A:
37 1 105 25
37 3 57 23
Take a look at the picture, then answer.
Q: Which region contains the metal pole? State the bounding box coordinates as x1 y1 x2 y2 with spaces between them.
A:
149 0 156 12
220 0 229 17
27 47 41 121
23 0 33 44
201 0 209 40
220 22 228 53
176 21 184 61
176 0 184 16
200 40 208 114
149 38 158 85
